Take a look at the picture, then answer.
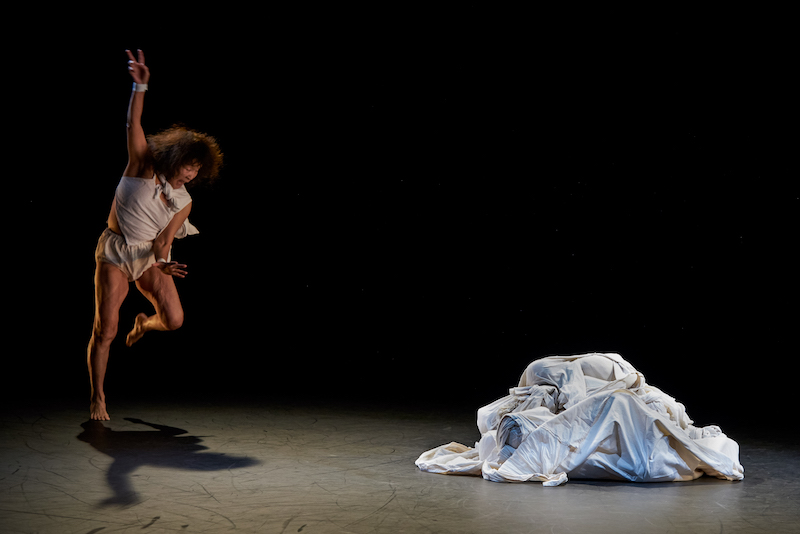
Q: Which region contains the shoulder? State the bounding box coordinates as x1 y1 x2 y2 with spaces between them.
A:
171 187 193 213
118 174 156 188
172 186 193 204
117 175 152 196
120 175 151 183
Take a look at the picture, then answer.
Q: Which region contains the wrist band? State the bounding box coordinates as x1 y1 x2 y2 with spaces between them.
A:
157 258 167 263
133 82 148 92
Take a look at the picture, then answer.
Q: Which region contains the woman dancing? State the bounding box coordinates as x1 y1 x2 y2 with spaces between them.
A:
88 50 223 420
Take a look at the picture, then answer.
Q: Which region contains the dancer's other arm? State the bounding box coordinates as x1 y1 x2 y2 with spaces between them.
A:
124 49 151 179
152 203 191 278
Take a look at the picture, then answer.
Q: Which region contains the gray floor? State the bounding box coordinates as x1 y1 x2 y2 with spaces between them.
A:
1 398 798 534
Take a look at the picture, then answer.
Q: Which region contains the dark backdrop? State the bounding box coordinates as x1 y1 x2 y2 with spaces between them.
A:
11 8 795 430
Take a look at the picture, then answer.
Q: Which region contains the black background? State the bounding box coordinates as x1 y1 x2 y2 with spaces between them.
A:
11 7 796 430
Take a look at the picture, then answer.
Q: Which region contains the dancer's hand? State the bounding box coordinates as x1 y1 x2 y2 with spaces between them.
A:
126 49 150 85
153 261 188 278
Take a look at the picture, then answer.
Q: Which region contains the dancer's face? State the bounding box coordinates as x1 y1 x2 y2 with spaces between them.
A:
170 162 202 189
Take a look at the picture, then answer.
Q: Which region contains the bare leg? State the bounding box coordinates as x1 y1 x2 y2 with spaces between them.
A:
125 265 184 346
88 262 130 421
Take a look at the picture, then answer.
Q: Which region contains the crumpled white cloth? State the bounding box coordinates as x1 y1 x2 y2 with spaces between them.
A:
416 353 744 486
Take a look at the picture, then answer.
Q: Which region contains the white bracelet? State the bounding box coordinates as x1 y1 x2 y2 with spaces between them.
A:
157 258 168 263
133 82 148 92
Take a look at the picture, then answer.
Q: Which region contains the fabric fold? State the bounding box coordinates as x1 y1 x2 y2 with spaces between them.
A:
415 353 744 486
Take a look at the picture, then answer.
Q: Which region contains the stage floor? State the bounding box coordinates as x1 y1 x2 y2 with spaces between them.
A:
1 397 797 534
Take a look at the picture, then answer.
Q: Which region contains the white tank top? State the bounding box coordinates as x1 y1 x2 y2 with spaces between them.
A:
114 175 199 245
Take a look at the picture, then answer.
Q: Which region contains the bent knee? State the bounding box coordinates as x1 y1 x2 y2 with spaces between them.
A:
92 323 118 344
163 311 184 331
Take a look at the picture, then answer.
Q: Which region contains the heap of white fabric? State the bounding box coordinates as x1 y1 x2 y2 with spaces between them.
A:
416 353 744 486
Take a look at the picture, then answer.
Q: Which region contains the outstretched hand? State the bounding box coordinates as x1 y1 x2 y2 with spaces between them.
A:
126 49 150 84
153 261 188 278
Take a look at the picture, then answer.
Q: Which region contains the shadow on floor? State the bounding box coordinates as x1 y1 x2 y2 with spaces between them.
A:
77 418 259 506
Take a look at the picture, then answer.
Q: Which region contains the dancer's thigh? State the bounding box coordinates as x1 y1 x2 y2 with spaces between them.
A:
93 262 130 337
135 266 184 329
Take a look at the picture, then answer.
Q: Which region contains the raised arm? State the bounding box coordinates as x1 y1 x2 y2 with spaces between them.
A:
123 49 151 178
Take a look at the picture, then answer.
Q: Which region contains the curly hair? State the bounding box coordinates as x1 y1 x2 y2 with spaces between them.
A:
147 125 223 185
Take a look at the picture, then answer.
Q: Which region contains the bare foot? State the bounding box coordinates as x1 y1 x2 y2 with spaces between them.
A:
90 398 110 421
126 313 147 347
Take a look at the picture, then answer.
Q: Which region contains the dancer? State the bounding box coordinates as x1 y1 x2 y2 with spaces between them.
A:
87 50 223 420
